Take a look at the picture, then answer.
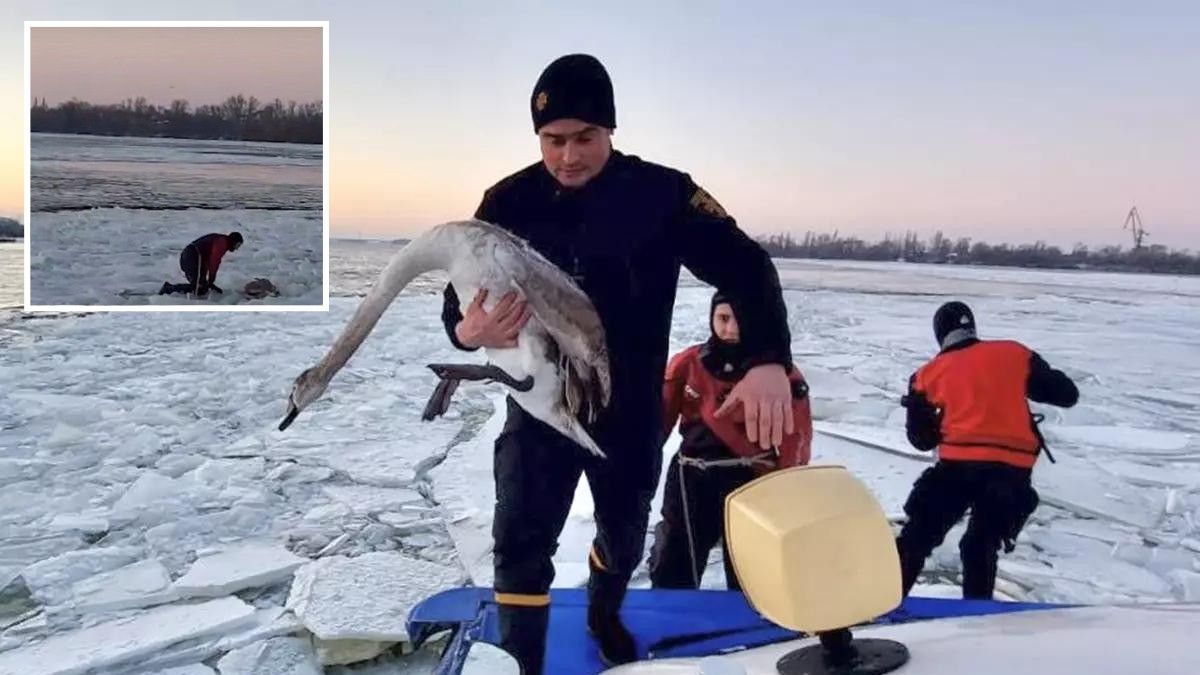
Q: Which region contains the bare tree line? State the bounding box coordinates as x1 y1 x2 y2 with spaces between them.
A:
31 95 322 144
756 230 1200 276
0 217 21 241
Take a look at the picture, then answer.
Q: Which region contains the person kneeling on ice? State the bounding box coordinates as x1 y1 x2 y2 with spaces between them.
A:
648 291 813 591
895 300 1079 600
159 231 243 297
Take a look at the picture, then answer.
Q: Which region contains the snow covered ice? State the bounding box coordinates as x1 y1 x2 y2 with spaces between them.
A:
29 208 322 307
1 241 1199 672
285 552 464 643
27 134 323 307
0 243 20 310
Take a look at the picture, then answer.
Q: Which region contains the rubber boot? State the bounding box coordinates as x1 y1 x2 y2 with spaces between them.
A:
586 601 636 667
960 540 1000 600
498 604 549 675
587 569 636 666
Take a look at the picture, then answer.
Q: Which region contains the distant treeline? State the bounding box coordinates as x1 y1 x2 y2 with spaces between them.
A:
0 217 22 240
30 95 322 144
756 230 1200 276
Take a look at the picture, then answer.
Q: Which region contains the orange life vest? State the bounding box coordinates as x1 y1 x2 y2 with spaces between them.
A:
913 340 1041 469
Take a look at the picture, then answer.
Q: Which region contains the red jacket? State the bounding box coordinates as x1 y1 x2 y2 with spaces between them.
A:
663 344 813 471
189 233 233 283
207 237 230 281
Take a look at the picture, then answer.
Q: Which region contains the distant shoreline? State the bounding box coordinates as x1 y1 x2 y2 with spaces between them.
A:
31 95 323 145
768 254 1198 278
30 130 320 146
327 237 1197 278
758 232 1199 277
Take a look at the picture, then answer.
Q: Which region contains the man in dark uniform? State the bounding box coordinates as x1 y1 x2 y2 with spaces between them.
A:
441 54 795 672
159 231 243 297
895 300 1079 600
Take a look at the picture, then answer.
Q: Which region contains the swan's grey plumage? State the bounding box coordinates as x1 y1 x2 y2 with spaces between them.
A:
279 219 611 456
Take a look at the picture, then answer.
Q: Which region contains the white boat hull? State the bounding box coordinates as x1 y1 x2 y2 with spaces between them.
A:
602 603 1200 674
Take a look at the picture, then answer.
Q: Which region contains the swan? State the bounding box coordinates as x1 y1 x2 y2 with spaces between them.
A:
277 219 612 457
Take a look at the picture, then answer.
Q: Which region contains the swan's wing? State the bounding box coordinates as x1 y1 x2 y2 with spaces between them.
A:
541 333 609 424
508 265 611 409
481 223 611 408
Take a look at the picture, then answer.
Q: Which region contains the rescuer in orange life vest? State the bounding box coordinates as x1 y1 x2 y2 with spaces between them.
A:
895 301 1079 599
648 291 813 591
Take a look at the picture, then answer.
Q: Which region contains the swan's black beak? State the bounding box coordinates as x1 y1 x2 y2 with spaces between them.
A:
279 404 299 432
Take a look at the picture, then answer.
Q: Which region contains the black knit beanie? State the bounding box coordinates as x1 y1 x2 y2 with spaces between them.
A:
531 54 616 132
934 301 977 349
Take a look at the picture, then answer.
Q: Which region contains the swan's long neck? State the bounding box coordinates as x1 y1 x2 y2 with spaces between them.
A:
315 224 459 380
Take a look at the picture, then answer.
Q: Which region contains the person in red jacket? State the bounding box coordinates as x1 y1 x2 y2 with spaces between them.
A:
159 231 243 297
896 301 1079 599
648 291 813 591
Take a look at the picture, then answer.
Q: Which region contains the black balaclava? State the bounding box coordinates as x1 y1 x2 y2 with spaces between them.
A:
701 291 749 380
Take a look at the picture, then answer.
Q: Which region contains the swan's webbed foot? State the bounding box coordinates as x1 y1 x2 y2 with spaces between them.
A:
421 377 461 421
421 363 534 422
427 363 533 391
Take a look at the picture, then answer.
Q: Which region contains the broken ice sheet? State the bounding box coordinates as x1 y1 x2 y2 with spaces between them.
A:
19 546 144 609
0 576 38 630
127 607 303 673
215 636 322 675
172 543 306 599
142 665 217 675
312 636 395 666
321 486 426 516
70 558 177 614
0 597 256 675
286 552 463 642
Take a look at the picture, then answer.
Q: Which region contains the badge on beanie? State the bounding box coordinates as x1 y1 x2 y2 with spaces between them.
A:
689 187 728 218
535 91 549 112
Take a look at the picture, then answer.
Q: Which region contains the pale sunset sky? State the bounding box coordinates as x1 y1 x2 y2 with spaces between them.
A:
1 1 1197 249
30 26 323 107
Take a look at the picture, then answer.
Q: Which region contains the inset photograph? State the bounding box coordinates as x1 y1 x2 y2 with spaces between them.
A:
26 21 327 309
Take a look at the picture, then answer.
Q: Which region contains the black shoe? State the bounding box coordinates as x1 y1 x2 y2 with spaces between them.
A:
587 605 637 666
158 282 172 295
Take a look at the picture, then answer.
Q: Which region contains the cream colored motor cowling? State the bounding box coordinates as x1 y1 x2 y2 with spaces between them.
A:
723 465 903 633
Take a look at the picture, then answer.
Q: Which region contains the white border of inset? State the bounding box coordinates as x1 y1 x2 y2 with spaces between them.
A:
23 20 330 313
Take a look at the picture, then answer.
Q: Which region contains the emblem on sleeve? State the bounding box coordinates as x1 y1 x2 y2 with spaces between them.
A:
689 187 728 218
